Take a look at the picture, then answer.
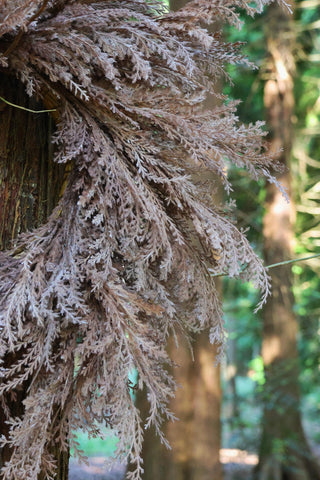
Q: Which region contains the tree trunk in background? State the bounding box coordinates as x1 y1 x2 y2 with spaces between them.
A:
255 4 320 479
134 4 222 479
0 76 68 479
137 331 222 480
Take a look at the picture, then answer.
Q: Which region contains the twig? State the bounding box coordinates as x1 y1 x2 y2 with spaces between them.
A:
210 253 320 278
267 253 320 269
0 95 56 114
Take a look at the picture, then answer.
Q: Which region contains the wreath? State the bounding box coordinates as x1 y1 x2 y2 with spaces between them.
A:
0 1 286 479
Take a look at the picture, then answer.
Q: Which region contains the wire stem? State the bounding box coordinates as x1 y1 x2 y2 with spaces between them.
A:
210 253 320 278
0 96 56 114
266 253 320 269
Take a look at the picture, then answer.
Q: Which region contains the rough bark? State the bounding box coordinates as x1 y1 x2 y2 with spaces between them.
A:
0 75 68 479
254 4 320 480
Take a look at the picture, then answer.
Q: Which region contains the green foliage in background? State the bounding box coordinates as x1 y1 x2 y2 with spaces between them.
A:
293 0 320 394
222 0 320 451
71 428 119 457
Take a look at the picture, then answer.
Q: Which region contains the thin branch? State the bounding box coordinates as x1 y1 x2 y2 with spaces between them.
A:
266 253 320 269
210 253 320 278
0 95 56 114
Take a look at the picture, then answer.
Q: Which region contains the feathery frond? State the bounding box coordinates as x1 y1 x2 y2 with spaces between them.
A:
0 1 287 478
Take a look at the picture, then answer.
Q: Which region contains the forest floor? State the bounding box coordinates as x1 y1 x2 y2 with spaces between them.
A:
69 448 258 480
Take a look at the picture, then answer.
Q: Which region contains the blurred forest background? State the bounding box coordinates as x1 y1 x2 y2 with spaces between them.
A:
68 0 320 479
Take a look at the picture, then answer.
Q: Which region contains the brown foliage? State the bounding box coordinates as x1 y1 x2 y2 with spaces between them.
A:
0 1 287 479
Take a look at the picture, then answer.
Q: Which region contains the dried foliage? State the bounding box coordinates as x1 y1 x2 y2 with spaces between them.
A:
0 1 287 479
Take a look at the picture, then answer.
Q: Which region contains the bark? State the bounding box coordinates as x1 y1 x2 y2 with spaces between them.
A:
254 5 320 480
0 75 68 479
136 333 222 480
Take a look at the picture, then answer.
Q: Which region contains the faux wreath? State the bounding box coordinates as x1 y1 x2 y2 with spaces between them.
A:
0 1 287 479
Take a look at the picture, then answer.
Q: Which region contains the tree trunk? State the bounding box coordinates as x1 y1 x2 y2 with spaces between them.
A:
136 332 222 480
255 4 320 479
0 75 68 479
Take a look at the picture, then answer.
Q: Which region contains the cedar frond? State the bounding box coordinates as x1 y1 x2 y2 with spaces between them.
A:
0 1 287 478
